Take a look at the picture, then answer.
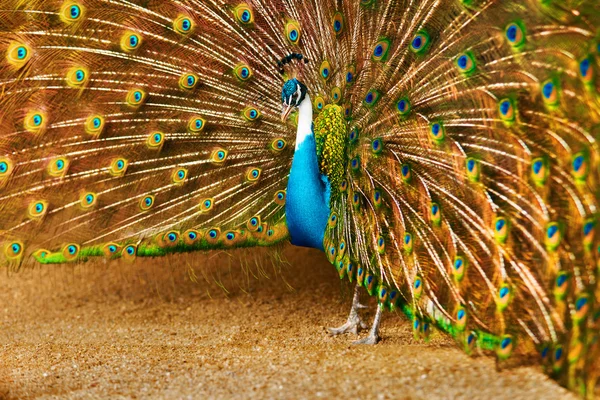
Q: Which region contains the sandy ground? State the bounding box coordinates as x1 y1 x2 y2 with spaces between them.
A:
0 245 577 400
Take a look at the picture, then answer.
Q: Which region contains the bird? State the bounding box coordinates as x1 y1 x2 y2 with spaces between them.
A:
0 0 599 396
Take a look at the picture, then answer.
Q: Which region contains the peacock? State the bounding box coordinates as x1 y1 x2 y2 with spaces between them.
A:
0 0 599 396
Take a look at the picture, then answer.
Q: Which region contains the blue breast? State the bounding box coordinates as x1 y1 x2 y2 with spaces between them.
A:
285 132 330 250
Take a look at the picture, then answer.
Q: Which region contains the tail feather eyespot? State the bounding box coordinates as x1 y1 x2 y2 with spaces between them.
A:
247 216 261 232
413 276 423 298
378 285 389 304
466 158 481 182
233 4 254 25
183 229 201 245
274 190 286 205
410 31 430 54
139 195 155 211
200 198 214 212
544 222 562 251
102 243 121 258
80 192 97 210
245 168 261 182
62 243 80 261
493 216 509 244
47 157 69 177
396 97 411 116
206 228 221 243
242 107 261 121
6 42 32 69
336 258 347 280
319 60 331 81
60 1 85 24
109 158 128 176
172 168 188 185
85 115 105 136
579 57 594 84
456 52 476 74
573 294 590 323
120 31 142 52
233 64 253 81
313 95 325 112
430 202 441 227
336 241 347 262
66 66 89 87
372 189 383 207
330 86 342 103
531 157 549 186
331 12 344 35
5 241 24 260
285 20 302 45
24 111 47 134
161 231 180 248
210 148 228 164
270 138 287 152
403 233 413 254
505 22 525 48
188 116 206 133
541 79 560 108
328 212 338 229
496 284 512 311
583 219 596 250
372 38 390 62
571 151 589 181
497 335 514 360
28 200 48 219
146 131 165 150
122 244 137 261
376 235 385 254
126 88 147 108
364 272 377 295
553 272 569 301
400 164 411 182
429 121 445 143
33 248 50 263
452 256 466 282
498 98 516 125
345 65 356 85
179 73 199 90
0 158 14 181
455 306 467 331
173 15 195 35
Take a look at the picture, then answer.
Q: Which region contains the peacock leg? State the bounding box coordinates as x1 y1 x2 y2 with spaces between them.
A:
328 284 368 335
353 303 382 345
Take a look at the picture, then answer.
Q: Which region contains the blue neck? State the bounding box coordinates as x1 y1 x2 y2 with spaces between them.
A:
285 98 330 251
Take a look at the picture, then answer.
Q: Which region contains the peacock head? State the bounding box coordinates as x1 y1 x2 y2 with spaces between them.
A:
281 78 307 121
278 53 309 121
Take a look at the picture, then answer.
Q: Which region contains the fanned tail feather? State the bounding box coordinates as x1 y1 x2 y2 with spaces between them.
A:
0 0 307 263
0 0 599 396
314 0 600 394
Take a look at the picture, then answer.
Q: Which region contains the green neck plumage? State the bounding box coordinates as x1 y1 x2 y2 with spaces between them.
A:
313 104 347 200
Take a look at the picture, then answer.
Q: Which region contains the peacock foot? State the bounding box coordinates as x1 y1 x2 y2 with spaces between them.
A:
328 284 368 336
328 313 368 335
352 331 380 345
352 302 383 345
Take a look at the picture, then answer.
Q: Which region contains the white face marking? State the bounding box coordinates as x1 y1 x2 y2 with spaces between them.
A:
284 83 302 107
294 93 312 150
294 84 301 105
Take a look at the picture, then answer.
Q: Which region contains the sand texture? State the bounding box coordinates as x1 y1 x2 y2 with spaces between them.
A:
0 246 577 399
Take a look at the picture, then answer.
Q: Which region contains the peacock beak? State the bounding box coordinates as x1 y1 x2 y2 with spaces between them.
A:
281 104 293 122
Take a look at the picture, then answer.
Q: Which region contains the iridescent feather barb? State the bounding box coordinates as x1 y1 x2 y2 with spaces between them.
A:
0 0 599 396
0 0 294 263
